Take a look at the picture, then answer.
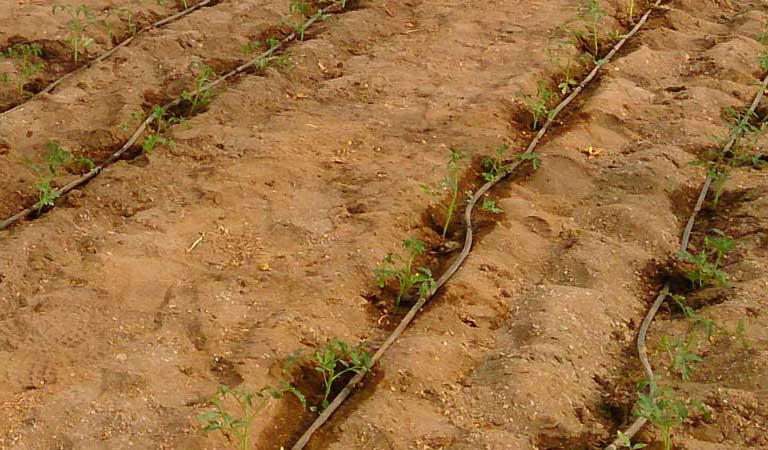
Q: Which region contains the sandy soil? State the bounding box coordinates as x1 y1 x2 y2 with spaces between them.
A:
0 0 766 449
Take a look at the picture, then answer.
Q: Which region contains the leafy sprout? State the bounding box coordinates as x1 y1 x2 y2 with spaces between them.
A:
53 4 96 64
633 379 689 450
373 237 436 307
312 339 371 410
199 383 304 450
0 43 44 96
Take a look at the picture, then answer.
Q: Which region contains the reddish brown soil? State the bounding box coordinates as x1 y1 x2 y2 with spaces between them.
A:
0 0 767 449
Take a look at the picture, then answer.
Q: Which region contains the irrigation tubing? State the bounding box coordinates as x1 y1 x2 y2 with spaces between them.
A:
604 70 768 450
0 0 216 119
0 2 345 232
291 1 666 448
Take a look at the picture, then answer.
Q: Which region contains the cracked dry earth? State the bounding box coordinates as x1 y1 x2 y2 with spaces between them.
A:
0 0 767 449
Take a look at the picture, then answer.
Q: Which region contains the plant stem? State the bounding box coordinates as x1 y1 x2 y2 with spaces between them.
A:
593 23 599 58
443 187 457 238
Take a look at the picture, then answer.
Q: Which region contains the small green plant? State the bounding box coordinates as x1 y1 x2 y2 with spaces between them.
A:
616 430 647 449
53 4 96 64
660 335 702 381
518 152 541 169
481 198 503 214
199 383 304 450
582 0 605 59
441 149 464 237
313 339 371 409
627 0 635 22
524 81 557 130
481 145 511 181
373 237 436 307
422 149 466 238
558 59 578 94
708 167 729 208
735 318 749 350
115 8 139 35
633 379 689 450
678 229 733 288
481 145 540 182
290 0 312 17
181 62 217 115
25 140 75 211
141 105 180 153
0 43 44 96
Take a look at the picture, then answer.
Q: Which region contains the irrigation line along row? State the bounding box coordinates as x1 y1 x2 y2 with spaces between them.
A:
0 2 345 232
605 70 768 450
0 0 216 119
291 1 665 448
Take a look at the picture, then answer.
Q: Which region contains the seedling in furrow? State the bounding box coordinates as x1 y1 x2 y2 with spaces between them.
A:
422 149 466 237
373 237 436 307
481 198 503 214
615 430 647 449
199 383 305 450
114 8 139 35
523 81 556 130
53 4 96 64
546 30 579 95
181 62 217 115
290 0 312 17
312 339 371 410
481 145 511 181
581 0 605 60
0 43 44 96
141 105 180 153
482 145 541 182
678 229 733 288
25 140 73 211
735 318 749 350
659 335 702 381
758 23 768 68
708 166 729 208
670 294 715 342
633 379 689 450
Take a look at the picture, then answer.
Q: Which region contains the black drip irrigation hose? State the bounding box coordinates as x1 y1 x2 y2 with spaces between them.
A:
290 2 665 448
604 71 768 450
0 2 346 232
0 0 216 119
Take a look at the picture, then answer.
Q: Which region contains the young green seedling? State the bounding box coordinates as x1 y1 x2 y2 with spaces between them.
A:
678 229 733 288
582 0 605 59
199 383 304 450
313 339 371 410
181 62 217 115
660 336 702 381
141 105 179 153
675 296 716 343
481 198 503 214
115 8 138 35
524 81 557 130
25 140 73 211
616 430 647 449
735 318 749 350
482 145 511 181
53 4 96 64
1 43 44 96
442 149 464 237
518 152 541 169
373 237 436 307
290 0 312 17
633 379 689 450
